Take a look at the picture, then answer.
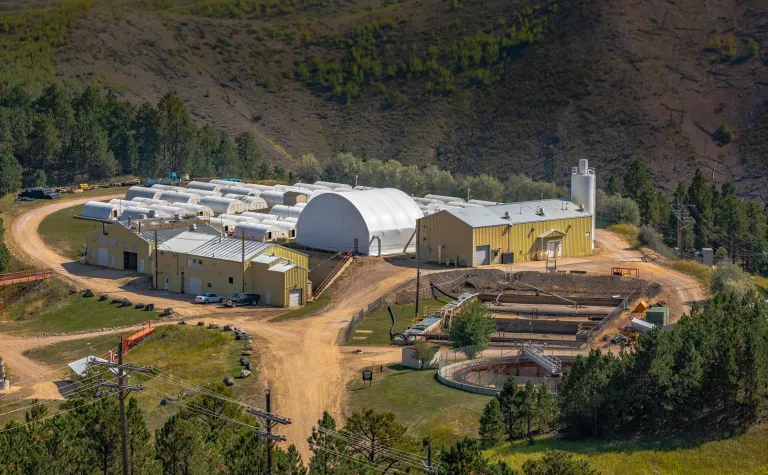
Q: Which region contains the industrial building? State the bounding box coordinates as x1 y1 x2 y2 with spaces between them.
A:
154 233 309 307
417 199 593 266
84 219 220 273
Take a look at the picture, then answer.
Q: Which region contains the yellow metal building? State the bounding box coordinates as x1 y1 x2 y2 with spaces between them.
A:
154 233 309 307
84 220 219 274
417 199 593 266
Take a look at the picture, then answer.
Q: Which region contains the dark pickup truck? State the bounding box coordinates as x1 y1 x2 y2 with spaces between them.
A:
223 293 260 308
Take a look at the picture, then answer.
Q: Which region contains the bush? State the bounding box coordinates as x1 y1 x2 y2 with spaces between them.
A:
598 195 640 225
638 225 676 259
712 262 755 298
714 122 733 145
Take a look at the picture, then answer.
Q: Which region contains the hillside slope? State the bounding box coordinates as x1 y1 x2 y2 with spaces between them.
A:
7 0 768 192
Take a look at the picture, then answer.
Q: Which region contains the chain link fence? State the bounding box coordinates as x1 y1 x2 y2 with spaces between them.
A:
336 296 386 345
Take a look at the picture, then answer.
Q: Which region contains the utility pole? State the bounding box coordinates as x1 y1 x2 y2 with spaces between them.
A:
91 339 153 475
415 220 421 317
246 389 291 475
422 439 434 473
672 197 695 260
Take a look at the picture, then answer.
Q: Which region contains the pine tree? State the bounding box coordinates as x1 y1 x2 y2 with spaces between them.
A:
234 131 260 178
605 175 620 196
479 398 506 448
497 377 518 440
687 169 713 251
0 150 22 195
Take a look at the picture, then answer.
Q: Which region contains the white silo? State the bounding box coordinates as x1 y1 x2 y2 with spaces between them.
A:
570 159 596 250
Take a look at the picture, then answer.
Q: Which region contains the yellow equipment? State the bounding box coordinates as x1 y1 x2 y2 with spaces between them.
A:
79 183 89 190
620 326 640 342
633 300 649 313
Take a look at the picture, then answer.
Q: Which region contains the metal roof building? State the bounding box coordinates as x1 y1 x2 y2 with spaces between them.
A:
80 201 121 221
159 191 201 204
125 186 163 201
200 196 246 215
296 188 423 256
417 199 593 267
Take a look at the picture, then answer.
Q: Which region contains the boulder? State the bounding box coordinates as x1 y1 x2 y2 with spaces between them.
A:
98 294 108 302
239 357 249 366
83 289 94 298
240 370 251 379
160 396 175 406
178 320 186 325
223 324 235 331
223 376 235 387
119 299 132 307
241 351 253 356
135 303 145 309
208 323 219 329
197 321 205 327
145 303 155 311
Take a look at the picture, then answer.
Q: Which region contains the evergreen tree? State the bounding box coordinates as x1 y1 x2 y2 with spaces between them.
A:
155 414 207 475
0 218 10 273
605 175 620 196
439 437 489 475
522 450 596 475
215 131 239 177
126 397 155 475
479 398 506 448
134 102 160 176
157 90 196 176
344 409 421 473
496 377 519 440
0 150 22 195
308 411 355 475
687 169 713 251
623 158 655 225
235 131 260 178
513 381 537 444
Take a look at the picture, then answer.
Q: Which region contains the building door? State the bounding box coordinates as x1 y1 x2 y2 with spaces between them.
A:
289 289 302 307
265 291 271 305
139 259 145 273
123 252 138 270
353 238 359 254
188 277 202 296
97 248 109 267
475 245 490 266
164 277 169 291
109 254 115 269
547 240 562 258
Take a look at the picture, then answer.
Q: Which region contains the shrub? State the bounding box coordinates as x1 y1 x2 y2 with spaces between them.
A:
712 262 755 298
714 122 733 145
748 38 760 58
598 194 640 225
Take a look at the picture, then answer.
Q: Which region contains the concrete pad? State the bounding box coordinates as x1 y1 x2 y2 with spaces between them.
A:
354 330 373 334
351 336 368 340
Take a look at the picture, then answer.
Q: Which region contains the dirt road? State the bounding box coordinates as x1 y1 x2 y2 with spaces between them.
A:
1 197 706 457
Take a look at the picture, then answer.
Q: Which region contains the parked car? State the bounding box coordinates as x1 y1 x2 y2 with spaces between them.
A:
223 293 260 308
195 293 223 304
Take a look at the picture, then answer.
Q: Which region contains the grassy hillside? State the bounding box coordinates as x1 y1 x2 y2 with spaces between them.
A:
3 0 768 192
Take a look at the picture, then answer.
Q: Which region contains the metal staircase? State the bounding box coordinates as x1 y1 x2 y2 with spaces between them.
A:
523 343 562 375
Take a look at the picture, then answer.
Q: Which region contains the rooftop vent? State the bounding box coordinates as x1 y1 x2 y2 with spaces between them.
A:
536 207 545 217
503 211 511 219
578 204 585 212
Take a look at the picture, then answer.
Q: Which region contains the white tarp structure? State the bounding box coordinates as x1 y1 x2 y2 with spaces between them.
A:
223 195 268 211
240 183 274 192
169 202 214 217
233 222 281 242
81 201 121 221
269 205 303 219
179 187 221 197
130 197 169 206
125 186 163 201
187 181 222 192
218 185 257 197
260 190 284 206
145 204 185 217
120 207 154 221
296 188 423 256
209 217 237 234
200 196 246 215
314 181 352 189
159 191 201 204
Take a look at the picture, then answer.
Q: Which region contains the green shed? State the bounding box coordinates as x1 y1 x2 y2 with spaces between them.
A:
646 307 670 326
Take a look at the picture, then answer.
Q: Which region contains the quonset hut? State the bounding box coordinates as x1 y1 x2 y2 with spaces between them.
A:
296 188 423 256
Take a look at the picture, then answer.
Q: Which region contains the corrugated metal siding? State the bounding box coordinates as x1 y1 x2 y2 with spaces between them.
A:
473 216 592 263
418 212 474 266
268 246 309 268
86 223 152 273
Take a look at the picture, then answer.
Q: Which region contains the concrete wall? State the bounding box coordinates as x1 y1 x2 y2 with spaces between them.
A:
401 346 441 370
437 356 558 395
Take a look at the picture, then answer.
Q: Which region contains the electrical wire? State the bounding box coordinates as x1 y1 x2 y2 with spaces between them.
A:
0 392 113 435
0 370 116 411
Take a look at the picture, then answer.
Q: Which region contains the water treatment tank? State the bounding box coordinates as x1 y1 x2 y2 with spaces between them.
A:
570 159 596 250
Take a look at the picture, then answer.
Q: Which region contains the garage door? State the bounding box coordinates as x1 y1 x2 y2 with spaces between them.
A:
288 289 302 307
188 277 202 296
97 248 109 267
475 245 490 266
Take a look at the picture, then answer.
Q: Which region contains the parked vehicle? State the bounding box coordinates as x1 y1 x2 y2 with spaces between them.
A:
611 334 630 345
195 293 223 304
223 293 260 308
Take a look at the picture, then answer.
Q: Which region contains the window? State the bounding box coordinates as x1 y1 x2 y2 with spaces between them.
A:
229 277 234 284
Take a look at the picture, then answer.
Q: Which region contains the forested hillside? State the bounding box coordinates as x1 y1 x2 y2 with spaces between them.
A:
0 0 767 193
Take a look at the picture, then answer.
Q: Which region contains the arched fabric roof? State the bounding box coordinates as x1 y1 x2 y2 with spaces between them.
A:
296 188 423 256
81 201 120 221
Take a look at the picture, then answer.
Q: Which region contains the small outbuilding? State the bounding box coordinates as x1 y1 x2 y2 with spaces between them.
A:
233 222 281 242
200 196 246 215
80 201 121 221
296 188 423 256
125 186 163 201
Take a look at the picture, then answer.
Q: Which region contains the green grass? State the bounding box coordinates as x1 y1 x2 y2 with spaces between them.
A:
270 291 332 322
485 424 768 475
753 275 768 297
348 365 490 447
20 325 261 429
38 203 101 259
671 260 713 293
607 223 640 248
8 293 161 335
345 298 450 346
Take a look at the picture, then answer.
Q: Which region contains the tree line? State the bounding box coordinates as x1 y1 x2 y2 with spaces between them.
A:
0 85 287 193
1 369 594 475
601 158 768 275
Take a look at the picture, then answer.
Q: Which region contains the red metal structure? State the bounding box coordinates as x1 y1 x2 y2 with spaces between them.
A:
310 251 353 301
0 269 53 309
102 322 156 362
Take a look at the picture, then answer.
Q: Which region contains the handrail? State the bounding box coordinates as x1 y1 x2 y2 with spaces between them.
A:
0 269 53 286
313 251 352 297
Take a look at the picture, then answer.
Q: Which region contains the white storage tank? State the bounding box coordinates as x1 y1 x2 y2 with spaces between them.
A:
125 186 163 201
187 181 222 192
314 181 352 189
570 158 596 250
81 201 121 221
159 191 201 204
219 185 257 197
260 190 284 206
200 196 246 215
269 205 303 219
130 197 169 206
233 222 281 242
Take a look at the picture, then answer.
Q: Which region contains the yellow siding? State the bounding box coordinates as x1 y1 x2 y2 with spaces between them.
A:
418 212 474 266
85 223 153 273
472 215 592 264
419 210 593 267
267 246 308 268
